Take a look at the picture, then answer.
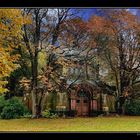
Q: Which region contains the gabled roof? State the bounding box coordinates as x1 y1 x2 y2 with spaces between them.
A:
67 79 116 96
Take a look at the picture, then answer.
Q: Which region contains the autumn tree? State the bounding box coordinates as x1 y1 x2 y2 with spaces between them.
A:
39 17 85 112
88 9 140 113
40 9 84 115
22 8 78 118
22 9 50 118
59 17 99 80
0 9 29 94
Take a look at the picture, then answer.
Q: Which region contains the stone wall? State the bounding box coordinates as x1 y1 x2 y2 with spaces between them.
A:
45 91 68 110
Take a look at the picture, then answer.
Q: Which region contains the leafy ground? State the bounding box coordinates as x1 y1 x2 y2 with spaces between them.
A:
0 116 140 132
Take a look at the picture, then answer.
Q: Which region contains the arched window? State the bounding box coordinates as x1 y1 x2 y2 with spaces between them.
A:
77 89 88 97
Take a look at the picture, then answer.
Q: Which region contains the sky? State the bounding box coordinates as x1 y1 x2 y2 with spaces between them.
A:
73 8 139 21
47 8 139 23
76 8 98 21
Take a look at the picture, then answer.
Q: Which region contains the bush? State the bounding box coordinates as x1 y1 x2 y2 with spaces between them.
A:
42 110 77 118
90 110 105 117
66 110 77 117
124 99 140 116
0 95 7 114
42 109 59 119
50 110 64 117
50 110 77 117
0 96 31 119
22 114 32 118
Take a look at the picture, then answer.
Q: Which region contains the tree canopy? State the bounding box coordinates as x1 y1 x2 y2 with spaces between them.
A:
0 9 30 93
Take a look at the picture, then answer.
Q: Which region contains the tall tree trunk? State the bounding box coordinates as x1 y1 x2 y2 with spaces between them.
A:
31 51 38 118
118 35 126 114
41 92 48 113
31 88 37 118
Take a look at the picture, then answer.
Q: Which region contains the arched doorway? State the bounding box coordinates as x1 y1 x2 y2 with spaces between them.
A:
69 81 100 116
76 88 90 116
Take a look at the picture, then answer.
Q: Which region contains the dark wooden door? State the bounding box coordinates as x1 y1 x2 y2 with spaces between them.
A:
76 97 89 116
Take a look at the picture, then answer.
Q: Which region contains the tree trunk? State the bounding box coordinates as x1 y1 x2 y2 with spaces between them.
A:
31 88 37 118
41 92 48 113
31 46 39 118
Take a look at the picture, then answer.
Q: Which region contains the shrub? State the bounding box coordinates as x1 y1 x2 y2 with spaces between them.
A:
42 109 59 119
66 110 77 117
42 110 77 118
22 114 32 118
90 110 105 117
0 97 31 119
124 99 140 116
0 95 7 114
50 110 64 117
50 110 77 117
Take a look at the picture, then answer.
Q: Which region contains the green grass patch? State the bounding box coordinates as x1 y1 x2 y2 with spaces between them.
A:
0 116 140 131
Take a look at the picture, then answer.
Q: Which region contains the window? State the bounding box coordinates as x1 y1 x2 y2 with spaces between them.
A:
76 100 80 103
78 91 87 97
84 100 88 103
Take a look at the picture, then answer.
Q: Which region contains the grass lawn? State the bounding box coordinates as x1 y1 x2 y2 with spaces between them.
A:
0 116 140 132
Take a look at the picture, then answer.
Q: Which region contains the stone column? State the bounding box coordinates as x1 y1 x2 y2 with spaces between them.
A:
103 94 109 115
